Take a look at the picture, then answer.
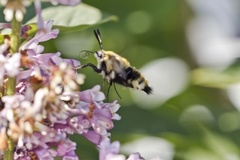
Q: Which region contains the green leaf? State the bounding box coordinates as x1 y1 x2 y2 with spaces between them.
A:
27 3 118 33
180 129 240 160
203 130 240 158
191 68 240 88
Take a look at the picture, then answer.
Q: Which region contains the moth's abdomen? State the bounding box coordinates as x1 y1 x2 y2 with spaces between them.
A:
143 85 153 94
119 67 153 94
131 77 152 94
125 67 140 80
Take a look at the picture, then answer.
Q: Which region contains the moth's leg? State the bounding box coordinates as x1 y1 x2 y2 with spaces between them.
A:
106 81 122 101
77 63 102 73
113 82 122 99
106 81 112 102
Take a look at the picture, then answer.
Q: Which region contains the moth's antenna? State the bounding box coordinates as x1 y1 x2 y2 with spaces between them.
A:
94 29 103 50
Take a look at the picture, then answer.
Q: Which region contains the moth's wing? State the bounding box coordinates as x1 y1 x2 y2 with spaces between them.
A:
110 56 127 80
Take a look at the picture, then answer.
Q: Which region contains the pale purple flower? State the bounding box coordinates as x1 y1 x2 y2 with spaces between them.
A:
127 153 144 160
53 116 90 135
19 20 78 70
0 62 85 158
29 63 84 123
74 86 121 143
15 147 57 160
3 0 29 22
0 54 7 85
79 85 106 102
99 139 146 160
0 0 144 159
35 20 59 42
50 85 121 146
0 23 32 39
0 40 21 85
89 106 114 135
99 138 121 160
35 52 80 69
21 20 59 51
5 53 21 77
21 24 32 39
34 0 44 29
102 100 121 120
56 139 78 159
0 22 11 30
17 20 80 96
34 148 57 160
83 130 102 144
1 94 34 146
2 53 21 77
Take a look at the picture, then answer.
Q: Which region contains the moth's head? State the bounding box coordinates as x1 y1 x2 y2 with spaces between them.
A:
94 50 104 59
79 29 105 60
93 29 105 60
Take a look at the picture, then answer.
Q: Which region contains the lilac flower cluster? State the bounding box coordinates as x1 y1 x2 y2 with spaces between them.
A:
0 0 145 159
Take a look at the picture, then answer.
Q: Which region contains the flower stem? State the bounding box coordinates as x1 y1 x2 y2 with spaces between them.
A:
5 77 16 96
5 15 21 95
4 13 22 160
4 138 14 160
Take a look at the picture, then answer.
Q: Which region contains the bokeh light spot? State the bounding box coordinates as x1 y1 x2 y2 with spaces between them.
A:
179 105 214 125
126 10 152 34
131 58 189 109
219 113 239 132
227 83 240 111
121 136 174 160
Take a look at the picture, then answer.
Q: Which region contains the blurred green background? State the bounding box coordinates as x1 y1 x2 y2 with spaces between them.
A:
73 1 240 159
3 0 240 159
72 1 240 159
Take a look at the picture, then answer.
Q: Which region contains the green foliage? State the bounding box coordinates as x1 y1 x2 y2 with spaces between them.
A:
27 3 117 33
191 68 240 88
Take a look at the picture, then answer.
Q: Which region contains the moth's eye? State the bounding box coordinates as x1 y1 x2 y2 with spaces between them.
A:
95 51 103 58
